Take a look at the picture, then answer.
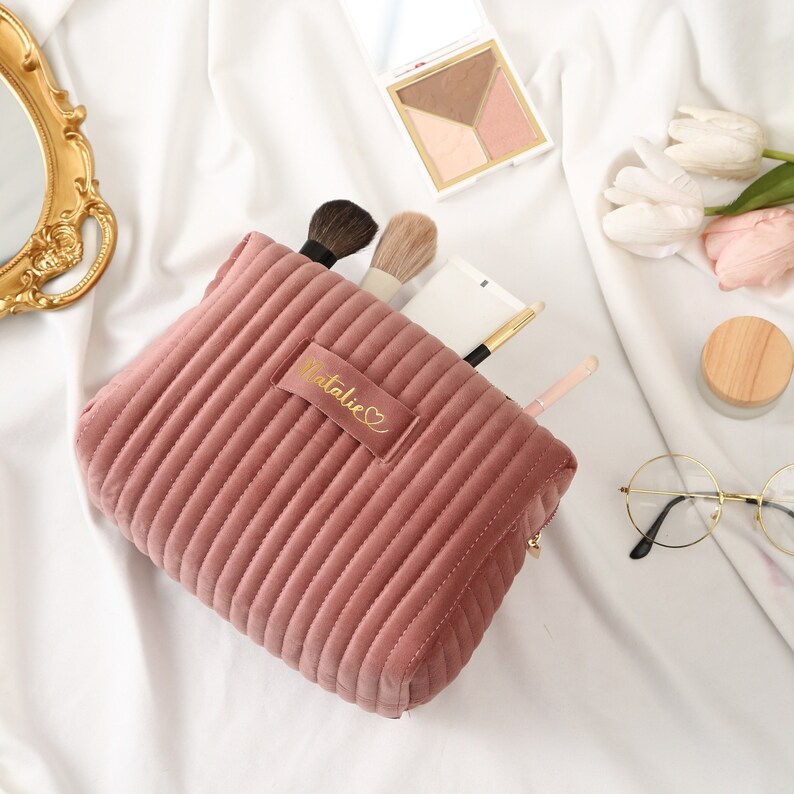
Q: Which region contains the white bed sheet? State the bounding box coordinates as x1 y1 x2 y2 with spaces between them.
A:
1 1 793 791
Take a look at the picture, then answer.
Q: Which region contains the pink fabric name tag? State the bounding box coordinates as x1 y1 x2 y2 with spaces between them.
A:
272 339 419 461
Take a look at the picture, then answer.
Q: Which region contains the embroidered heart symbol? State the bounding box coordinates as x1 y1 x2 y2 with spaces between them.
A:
363 406 388 433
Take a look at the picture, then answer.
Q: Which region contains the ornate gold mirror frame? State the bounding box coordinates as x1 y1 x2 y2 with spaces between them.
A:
0 5 116 319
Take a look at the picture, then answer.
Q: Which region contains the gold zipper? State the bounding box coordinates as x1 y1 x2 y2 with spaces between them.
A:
526 505 559 559
526 530 542 559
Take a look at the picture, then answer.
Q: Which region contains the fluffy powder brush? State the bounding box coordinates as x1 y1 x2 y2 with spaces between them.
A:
359 212 438 302
300 199 378 268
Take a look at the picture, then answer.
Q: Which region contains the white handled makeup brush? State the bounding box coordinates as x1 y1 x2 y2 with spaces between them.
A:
359 212 438 302
524 356 599 418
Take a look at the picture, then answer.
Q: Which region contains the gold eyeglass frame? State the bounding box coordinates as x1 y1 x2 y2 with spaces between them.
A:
620 453 794 555
0 5 116 319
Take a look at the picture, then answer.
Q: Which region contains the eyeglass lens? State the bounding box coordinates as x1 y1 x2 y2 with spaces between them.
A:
627 456 720 548
760 465 794 554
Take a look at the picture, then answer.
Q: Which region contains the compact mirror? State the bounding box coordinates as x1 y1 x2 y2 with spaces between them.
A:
0 5 116 319
0 79 44 262
342 0 483 73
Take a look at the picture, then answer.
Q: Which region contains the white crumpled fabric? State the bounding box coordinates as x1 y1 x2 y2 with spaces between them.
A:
2 1 793 792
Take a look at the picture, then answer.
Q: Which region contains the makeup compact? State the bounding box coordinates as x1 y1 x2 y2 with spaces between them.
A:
340 0 552 198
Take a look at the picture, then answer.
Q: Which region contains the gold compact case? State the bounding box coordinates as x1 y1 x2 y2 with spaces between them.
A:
389 41 548 192
0 4 116 319
340 0 552 199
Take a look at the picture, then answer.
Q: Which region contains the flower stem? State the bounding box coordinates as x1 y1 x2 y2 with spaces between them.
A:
763 148 794 163
704 206 724 216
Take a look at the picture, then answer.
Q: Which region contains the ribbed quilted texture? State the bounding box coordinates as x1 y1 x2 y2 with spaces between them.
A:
75 232 576 717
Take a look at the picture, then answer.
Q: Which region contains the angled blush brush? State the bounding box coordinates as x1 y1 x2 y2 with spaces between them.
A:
359 212 438 302
299 199 378 268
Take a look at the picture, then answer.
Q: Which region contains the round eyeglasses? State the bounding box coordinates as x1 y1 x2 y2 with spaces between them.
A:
620 454 794 559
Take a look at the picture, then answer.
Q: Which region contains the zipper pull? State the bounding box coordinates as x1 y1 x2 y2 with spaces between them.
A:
526 530 542 559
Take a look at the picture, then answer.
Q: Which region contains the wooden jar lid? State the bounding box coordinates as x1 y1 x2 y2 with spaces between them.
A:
701 316 793 408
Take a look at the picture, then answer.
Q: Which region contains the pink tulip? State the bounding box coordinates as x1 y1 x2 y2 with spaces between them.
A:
702 207 794 290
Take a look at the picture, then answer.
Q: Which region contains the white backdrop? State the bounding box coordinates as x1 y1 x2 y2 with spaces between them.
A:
1 1 793 792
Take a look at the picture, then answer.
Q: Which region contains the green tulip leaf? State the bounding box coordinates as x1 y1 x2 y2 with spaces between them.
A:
718 162 794 216
764 195 794 208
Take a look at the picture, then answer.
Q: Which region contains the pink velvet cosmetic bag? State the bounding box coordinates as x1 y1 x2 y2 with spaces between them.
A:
75 232 576 717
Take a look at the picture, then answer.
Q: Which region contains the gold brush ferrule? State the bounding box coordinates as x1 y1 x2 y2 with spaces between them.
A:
483 306 538 353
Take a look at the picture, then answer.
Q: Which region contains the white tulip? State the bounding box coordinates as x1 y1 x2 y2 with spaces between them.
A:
603 137 704 258
665 105 766 179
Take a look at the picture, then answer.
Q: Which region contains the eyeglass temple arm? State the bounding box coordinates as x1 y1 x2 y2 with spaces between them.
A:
630 495 794 559
629 495 687 559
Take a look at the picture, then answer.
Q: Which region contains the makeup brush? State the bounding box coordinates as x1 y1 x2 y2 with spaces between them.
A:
299 199 378 268
524 356 599 418
359 212 438 302
463 302 545 367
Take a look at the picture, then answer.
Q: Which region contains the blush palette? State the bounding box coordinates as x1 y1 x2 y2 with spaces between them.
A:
340 0 552 198
391 42 545 190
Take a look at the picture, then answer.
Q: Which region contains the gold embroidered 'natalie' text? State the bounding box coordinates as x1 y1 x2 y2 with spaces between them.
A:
297 357 388 433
